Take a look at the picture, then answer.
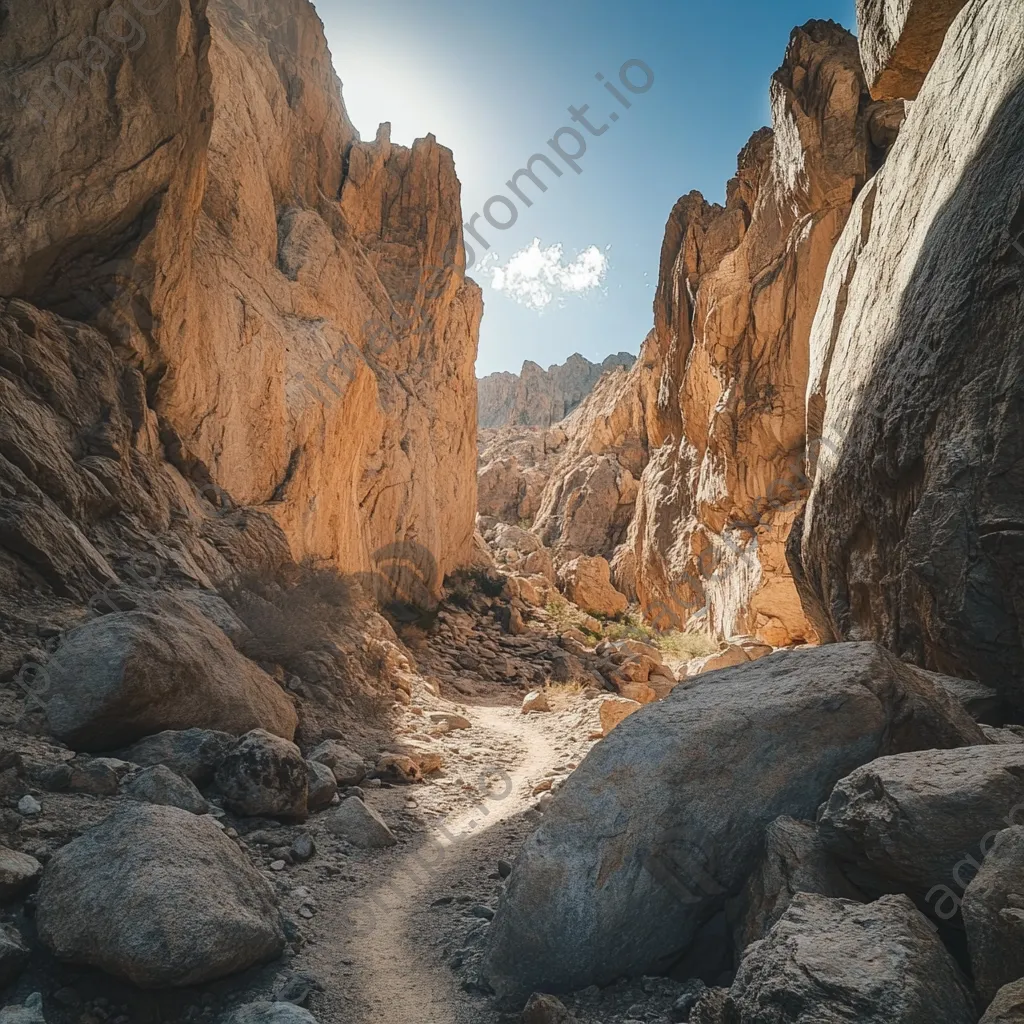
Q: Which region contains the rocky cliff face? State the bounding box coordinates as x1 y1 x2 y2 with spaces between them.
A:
0 0 482 606
478 352 634 429
792 0 1024 705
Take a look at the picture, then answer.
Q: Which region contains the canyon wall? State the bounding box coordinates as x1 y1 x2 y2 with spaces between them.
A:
792 0 1024 705
0 0 481 605
478 352 635 429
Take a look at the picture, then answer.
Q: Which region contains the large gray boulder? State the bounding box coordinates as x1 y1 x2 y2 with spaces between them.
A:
215 730 308 821
964 827 1024 1004
36 803 284 987
819 745 1024 911
725 893 976 1022
481 643 983 1002
324 796 397 849
982 980 1024 1023
119 728 236 784
44 605 297 750
728 816 863 957
123 764 210 815
856 0 970 99
792 0 1024 708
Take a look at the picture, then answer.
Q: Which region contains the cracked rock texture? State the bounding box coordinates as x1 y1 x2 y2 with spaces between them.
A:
0 0 482 607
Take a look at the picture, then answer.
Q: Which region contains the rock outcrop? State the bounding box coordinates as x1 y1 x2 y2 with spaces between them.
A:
0 0 482 607
478 353 634 429
856 0 970 99
478 427 568 524
481 643 983 1002
792 0 1024 707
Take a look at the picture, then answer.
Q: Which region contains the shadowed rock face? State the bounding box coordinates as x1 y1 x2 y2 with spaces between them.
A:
792 0 1024 707
857 0 970 100
0 0 481 606
477 353 635 429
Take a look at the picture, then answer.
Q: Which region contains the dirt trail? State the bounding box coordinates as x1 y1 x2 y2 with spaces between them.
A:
296 686 599 1024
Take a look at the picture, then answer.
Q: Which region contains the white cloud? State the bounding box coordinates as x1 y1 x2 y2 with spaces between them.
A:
488 239 608 311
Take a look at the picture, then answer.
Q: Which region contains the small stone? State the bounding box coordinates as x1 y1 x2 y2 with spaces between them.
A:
470 905 494 921
0 846 42 902
497 860 512 879
521 691 550 714
270 860 287 872
290 835 315 863
323 797 397 849
532 780 553 796
305 761 338 813
522 993 578 1024
16 796 40 817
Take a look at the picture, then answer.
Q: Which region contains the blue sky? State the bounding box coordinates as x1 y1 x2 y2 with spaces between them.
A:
319 0 857 377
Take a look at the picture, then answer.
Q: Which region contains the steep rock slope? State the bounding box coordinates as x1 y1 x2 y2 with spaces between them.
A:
535 21 898 643
0 0 482 606
792 0 1024 705
477 352 635 429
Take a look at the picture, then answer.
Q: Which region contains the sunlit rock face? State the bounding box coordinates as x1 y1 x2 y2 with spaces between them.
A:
793 0 1024 707
618 21 899 644
477 353 635 430
0 0 481 605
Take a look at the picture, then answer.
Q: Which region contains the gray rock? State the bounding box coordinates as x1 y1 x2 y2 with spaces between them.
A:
16 796 40 817
119 728 236 784
964 827 1024 1005
481 643 982 1002
35 803 284 988
671 980 708 1023
726 893 975 1022
982 980 1024 1023
66 757 120 795
792 0 1024 709
688 987 728 1024
0 924 29 988
0 993 44 1024
220 1003 317 1024
215 730 308 821
308 740 366 786
323 797 397 849
728 816 863 957
305 760 337 813
43 605 297 750
0 846 42 902
856 0 969 100
123 764 210 815
522 993 578 1024
819 745 1024 909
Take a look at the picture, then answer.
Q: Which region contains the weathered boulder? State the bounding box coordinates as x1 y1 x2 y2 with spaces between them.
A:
725 893 976 1022
44 606 297 750
0 847 42 903
856 0 970 100
220 1003 318 1024
36 804 285 987
792 0 1024 707
124 765 209 815
306 761 338 813
323 797 397 849
215 731 308 821
119 728 236 785
728 816 864 957
558 556 628 619
819 745 1024 910
482 643 983 1001
0 994 44 1024
964 827 1024 1005
521 993 579 1024
308 740 366 787
982 980 1024 1023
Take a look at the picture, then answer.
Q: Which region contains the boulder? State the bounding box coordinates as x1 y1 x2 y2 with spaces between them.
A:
558 556 628 619
323 797 397 849
44 607 297 751
0 847 42 902
0 994 43 1024
215 731 308 821
728 816 864 957
306 761 338 813
792 0 1024 708
725 893 976 1022
856 0 970 100
119 728 236 784
599 697 642 735
964 827 1024 1004
0 925 28 988
482 642 983 1002
308 740 366 787
522 993 579 1024
982 981 1024 1023
819 745 1024 910
220 1003 318 1024
35 803 284 987
124 765 210 815
522 691 550 714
